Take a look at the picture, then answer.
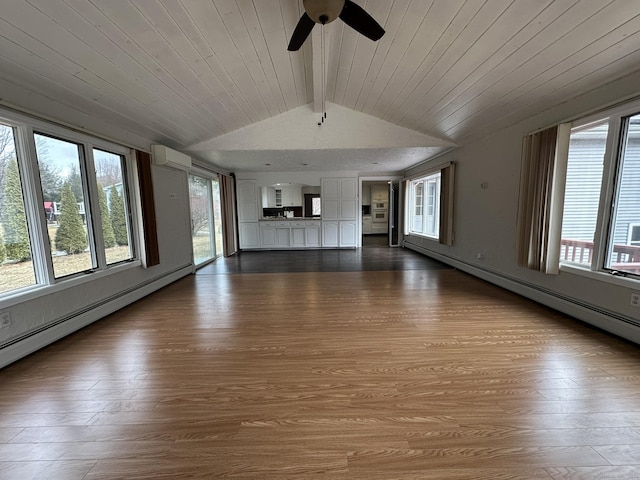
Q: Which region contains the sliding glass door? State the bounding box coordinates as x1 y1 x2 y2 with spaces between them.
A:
211 176 223 259
188 173 223 266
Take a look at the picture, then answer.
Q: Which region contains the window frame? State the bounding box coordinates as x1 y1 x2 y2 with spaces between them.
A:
628 224 640 246
0 107 141 306
402 161 455 246
559 98 640 281
408 172 441 240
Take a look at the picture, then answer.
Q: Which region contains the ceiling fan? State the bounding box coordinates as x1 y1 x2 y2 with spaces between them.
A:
288 0 385 51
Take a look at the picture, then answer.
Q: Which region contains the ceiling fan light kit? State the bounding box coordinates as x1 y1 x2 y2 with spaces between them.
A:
304 0 344 24
288 0 385 51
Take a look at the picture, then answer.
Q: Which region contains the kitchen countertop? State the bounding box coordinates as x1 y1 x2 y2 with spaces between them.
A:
260 217 321 221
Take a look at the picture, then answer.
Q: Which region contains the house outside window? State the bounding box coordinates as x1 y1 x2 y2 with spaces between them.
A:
560 107 640 277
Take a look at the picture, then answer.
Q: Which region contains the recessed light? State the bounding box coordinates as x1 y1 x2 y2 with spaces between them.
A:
265 163 271 166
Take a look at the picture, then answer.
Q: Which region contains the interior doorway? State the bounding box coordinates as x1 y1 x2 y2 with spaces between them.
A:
361 179 400 247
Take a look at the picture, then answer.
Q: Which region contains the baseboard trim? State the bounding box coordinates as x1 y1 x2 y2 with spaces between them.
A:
405 242 640 345
0 265 193 369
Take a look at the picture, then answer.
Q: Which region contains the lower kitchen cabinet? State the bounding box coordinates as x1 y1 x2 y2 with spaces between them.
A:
291 227 306 247
305 224 321 247
339 221 357 247
256 220 322 249
239 222 260 248
322 221 339 247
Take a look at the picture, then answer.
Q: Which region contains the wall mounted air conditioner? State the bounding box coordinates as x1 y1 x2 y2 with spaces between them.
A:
151 144 192 171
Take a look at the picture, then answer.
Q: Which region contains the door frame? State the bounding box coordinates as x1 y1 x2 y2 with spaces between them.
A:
358 176 403 248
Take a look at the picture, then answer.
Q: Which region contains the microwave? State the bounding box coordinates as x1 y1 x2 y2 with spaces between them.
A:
374 202 386 209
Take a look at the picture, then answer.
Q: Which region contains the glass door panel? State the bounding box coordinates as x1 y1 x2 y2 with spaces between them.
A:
211 176 223 257
189 175 214 265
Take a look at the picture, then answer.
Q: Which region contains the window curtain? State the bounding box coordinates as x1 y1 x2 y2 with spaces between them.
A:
220 174 238 257
439 163 455 246
135 150 160 267
517 124 570 274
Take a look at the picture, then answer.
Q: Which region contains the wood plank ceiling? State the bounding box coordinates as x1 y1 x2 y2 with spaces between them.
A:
1 0 640 172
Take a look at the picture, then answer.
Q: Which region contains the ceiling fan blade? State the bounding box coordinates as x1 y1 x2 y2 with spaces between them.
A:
288 12 316 51
339 0 385 42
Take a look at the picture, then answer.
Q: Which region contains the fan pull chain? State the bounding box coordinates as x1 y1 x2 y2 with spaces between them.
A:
320 22 326 125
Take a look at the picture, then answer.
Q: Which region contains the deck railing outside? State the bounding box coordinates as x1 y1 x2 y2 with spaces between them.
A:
560 238 640 273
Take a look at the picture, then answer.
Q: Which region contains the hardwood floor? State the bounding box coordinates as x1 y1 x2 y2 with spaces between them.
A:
1 248 640 479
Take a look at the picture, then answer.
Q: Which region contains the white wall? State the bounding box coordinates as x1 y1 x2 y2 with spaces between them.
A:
0 163 194 367
405 71 640 344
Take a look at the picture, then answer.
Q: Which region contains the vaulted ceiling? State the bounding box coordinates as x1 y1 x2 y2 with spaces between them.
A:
1 1 640 173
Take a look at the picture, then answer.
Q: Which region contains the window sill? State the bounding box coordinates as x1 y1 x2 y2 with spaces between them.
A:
406 232 440 242
0 260 142 309
560 263 640 288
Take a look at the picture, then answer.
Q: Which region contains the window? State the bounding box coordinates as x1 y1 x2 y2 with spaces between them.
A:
607 114 640 272
560 105 640 277
93 148 134 265
406 163 455 245
629 224 640 246
211 176 223 257
409 172 441 238
0 108 137 298
560 121 607 267
312 197 321 216
0 123 36 294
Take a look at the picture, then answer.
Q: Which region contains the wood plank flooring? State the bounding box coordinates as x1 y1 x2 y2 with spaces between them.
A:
1 248 640 479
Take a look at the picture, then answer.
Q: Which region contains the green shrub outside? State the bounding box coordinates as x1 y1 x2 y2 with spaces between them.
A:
109 186 128 246
98 185 116 248
54 182 87 254
3 160 31 261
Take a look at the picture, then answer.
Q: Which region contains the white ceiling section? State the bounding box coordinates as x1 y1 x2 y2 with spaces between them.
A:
1 0 640 173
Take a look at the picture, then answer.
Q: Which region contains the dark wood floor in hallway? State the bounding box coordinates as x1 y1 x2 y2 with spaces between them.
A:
1 247 640 479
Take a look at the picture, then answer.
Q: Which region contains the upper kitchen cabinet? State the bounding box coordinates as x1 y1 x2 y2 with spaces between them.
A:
261 184 303 207
321 178 357 220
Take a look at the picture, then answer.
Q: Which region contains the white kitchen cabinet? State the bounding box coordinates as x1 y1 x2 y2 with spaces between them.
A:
258 220 321 249
371 184 389 203
260 226 276 246
238 180 260 249
322 177 357 220
239 222 260 248
340 178 358 220
276 228 290 247
281 188 302 206
321 177 357 247
261 186 276 208
362 184 371 205
305 224 321 247
321 178 340 220
371 223 388 234
362 215 373 234
291 227 305 247
322 221 339 247
237 180 259 222
340 221 357 247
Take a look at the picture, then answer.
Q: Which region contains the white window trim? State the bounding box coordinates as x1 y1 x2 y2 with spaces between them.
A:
408 173 441 240
0 106 140 304
628 223 640 246
559 96 640 282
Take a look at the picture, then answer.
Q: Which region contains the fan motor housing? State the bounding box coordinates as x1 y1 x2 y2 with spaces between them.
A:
303 0 345 24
